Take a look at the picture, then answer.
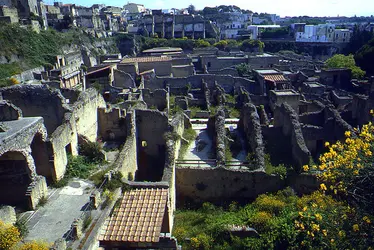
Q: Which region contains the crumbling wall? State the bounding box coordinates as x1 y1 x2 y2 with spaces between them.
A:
0 85 69 134
215 109 226 167
50 88 105 180
176 167 284 203
50 113 79 181
114 111 137 179
324 105 355 140
146 74 256 94
299 110 325 126
26 175 48 210
0 100 22 121
274 103 311 171
142 89 167 111
136 109 169 156
239 104 265 170
72 88 106 141
113 69 136 88
162 113 186 230
351 94 373 126
209 68 239 77
207 108 226 166
98 107 127 141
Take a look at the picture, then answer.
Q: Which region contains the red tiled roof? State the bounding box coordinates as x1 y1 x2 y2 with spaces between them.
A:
99 188 168 243
264 74 288 83
121 56 171 63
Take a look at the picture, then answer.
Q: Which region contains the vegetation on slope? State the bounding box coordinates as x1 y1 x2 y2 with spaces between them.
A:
355 37 374 76
0 23 117 84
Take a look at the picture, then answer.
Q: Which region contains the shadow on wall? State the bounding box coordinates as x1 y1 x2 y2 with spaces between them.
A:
0 151 32 209
176 167 318 207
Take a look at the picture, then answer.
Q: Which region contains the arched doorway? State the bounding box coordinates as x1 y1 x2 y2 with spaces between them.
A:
0 151 32 208
31 133 52 181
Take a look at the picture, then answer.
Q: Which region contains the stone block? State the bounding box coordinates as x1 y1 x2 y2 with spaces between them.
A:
0 206 16 225
90 190 101 209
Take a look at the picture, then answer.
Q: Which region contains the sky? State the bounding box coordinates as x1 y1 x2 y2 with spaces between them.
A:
55 0 374 17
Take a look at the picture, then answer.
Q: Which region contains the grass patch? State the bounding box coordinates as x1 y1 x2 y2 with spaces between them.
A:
226 107 240 118
0 62 22 80
189 106 203 118
15 217 28 237
225 138 233 161
37 196 48 208
225 94 236 104
178 128 197 159
264 154 288 179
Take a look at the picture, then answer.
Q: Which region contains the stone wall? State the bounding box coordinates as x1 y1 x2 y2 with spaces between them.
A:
201 56 246 72
12 66 44 83
138 61 172 76
114 111 137 179
215 109 226 167
208 68 239 77
113 69 136 88
26 175 48 210
351 95 374 126
274 103 311 171
72 88 106 141
98 107 127 141
135 109 168 156
50 88 106 180
145 74 256 94
1 85 70 134
0 100 22 121
176 167 284 203
117 63 138 80
162 113 186 230
171 65 194 77
239 104 265 170
142 89 167 111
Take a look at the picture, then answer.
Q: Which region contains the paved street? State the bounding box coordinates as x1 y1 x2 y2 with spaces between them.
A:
24 179 94 244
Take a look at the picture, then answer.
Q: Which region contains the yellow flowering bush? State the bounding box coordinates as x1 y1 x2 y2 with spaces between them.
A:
190 233 213 250
305 116 374 209
253 194 286 214
0 220 21 250
18 241 50 250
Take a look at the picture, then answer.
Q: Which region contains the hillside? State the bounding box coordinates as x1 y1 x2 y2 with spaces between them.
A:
0 23 118 84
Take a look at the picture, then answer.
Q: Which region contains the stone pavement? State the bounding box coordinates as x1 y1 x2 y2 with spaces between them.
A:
24 179 94 244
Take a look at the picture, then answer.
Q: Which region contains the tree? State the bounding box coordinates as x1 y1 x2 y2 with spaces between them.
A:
240 39 265 52
187 4 196 15
194 39 210 48
325 54 365 79
344 25 374 54
213 40 228 50
355 38 374 76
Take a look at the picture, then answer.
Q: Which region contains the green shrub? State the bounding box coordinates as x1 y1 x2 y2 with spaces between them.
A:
65 155 97 179
79 141 104 163
189 106 202 118
253 194 286 214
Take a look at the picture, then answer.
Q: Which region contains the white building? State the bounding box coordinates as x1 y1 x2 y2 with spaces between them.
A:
220 12 251 39
294 23 350 43
123 2 145 14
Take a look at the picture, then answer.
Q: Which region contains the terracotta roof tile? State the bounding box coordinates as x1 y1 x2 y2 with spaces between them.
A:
99 188 168 243
264 74 289 83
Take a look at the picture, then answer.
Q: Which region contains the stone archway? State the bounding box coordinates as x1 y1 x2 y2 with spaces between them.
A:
0 151 32 207
31 133 52 181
